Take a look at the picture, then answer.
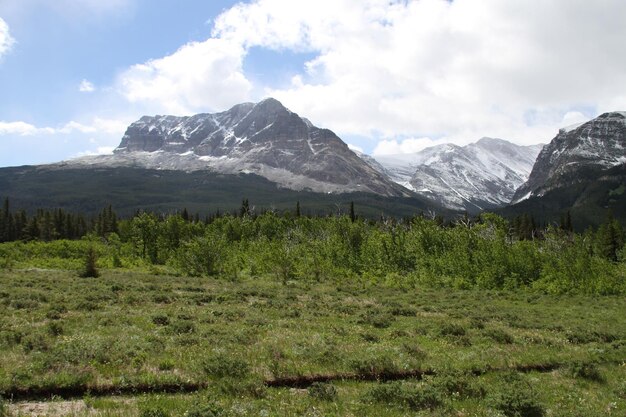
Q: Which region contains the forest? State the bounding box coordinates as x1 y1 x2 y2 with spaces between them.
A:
1 197 624 295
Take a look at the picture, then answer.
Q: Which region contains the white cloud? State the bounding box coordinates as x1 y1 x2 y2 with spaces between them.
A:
0 18 15 59
73 146 115 158
79 79 95 93
212 0 626 150
117 38 252 114
0 121 54 136
106 0 626 155
347 143 364 153
373 137 439 156
0 117 128 136
561 111 588 126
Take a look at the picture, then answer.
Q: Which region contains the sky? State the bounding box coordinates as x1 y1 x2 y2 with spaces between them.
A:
1 0 626 167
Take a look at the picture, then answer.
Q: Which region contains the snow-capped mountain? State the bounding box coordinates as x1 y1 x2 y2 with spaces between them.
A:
513 111 626 203
65 98 408 197
366 138 543 212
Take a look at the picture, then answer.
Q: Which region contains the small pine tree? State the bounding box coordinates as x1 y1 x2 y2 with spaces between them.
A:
350 201 356 223
81 246 100 278
296 201 301 218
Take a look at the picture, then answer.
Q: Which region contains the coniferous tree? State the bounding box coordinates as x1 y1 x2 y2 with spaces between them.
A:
0 197 9 242
240 199 250 217
349 201 356 223
81 246 100 278
597 211 624 262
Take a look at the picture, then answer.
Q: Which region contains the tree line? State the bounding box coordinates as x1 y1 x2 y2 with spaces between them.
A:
1 197 624 294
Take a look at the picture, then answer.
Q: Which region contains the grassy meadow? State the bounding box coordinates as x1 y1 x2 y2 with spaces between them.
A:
0 267 625 416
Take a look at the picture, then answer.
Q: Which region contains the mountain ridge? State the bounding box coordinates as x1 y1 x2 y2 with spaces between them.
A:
361 138 543 213
513 111 626 203
78 98 409 197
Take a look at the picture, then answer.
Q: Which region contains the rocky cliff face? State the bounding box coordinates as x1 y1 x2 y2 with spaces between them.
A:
368 138 542 213
82 98 408 197
513 112 626 203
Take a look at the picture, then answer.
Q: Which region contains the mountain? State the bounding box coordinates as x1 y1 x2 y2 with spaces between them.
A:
0 98 449 218
65 98 408 197
504 112 626 228
512 112 626 202
367 138 543 213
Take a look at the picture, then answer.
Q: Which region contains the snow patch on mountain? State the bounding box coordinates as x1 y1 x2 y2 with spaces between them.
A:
363 138 543 212
62 98 407 197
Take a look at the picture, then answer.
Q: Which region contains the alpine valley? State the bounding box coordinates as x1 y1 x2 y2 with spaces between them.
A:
0 99 624 226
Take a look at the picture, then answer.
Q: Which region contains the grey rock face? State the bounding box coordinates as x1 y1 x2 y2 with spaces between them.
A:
366 138 542 213
112 98 406 196
513 112 626 202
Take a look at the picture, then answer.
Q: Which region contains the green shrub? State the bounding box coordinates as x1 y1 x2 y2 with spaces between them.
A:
158 359 175 371
168 320 195 335
213 377 266 398
357 310 395 329
308 382 338 401
140 407 169 417
438 323 466 337
568 362 604 382
349 353 398 376
46 321 64 336
184 401 224 417
363 381 442 410
428 371 485 399
151 314 170 326
484 328 514 344
203 354 249 378
488 373 544 417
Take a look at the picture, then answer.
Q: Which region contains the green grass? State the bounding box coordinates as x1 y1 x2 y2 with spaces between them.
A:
0 269 625 416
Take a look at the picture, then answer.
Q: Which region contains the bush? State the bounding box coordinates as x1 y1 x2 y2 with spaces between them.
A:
168 320 195 335
308 382 338 401
203 354 249 378
428 371 485 399
357 310 395 329
349 353 398 376
484 328 514 344
139 407 169 417
568 362 605 382
184 401 224 417
151 314 170 326
488 373 544 417
363 381 442 410
438 323 466 337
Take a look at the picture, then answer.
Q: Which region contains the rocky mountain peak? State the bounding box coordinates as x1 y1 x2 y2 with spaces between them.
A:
362 138 542 213
513 111 626 202
90 98 408 197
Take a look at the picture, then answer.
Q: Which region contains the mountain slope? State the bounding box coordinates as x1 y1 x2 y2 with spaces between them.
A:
69 98 408 197
503 111 626 228
0 166 445 218
368 138 543 213
513 111 626 203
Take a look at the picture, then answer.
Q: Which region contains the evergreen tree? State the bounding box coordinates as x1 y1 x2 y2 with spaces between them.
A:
0 197 9 242
240 199 250 217
296 201 301 218
597 211 624 262
81 246 100 278
349 201 356 223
